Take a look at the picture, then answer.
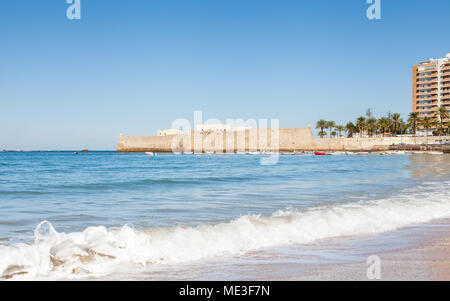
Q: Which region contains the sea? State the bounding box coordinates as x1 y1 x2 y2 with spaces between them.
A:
0 151 449 280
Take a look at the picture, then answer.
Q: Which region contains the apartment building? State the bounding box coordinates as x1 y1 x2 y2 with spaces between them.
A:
413 53 450 122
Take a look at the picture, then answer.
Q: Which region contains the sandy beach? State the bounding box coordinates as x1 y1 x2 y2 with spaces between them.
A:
281 225 450 281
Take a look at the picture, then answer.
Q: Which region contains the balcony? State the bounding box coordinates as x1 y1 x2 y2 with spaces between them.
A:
416 79 438 85
417 113 437 119
416 91 438 96
417 73 438 79
416 105 438 108
416 105 438 110
416 98 438 103
417 68 437 74
416 92 438 100
416 87 438 92
417 84 438 89
416 108 436 112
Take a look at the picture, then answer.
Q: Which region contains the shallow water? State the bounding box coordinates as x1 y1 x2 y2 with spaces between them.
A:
0 152 449 280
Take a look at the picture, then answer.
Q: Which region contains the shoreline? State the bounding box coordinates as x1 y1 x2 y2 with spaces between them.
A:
122 219 450 281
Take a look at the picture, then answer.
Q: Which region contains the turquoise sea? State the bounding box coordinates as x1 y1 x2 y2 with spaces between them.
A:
0 151 449 280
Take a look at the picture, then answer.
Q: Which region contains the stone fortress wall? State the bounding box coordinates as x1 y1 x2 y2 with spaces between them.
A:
117 127 450 153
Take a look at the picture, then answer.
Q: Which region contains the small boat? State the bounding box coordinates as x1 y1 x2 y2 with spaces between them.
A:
356 152 369 155
314 152 328 156
81 149 89 153
281 152 295 155
182 152 193 155
428 151 444 155
145 152 155 156
386 151 405 155
329 151 346 155
247 151 261 155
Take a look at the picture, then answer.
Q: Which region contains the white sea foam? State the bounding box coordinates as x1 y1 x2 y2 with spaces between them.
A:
1 180 449 280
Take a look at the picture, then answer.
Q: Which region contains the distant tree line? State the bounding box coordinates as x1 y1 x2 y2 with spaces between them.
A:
316 107 450 138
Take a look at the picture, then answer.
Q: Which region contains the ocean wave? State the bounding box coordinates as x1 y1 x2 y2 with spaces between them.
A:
1 180 449 280
0 191 47 196
56 176 253 191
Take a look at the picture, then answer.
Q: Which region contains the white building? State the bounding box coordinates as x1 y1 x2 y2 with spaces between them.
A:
195 124 255 132
157 129 182 136
196 124 231 132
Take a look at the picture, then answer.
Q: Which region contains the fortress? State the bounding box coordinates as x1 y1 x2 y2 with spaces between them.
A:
116 127 450 153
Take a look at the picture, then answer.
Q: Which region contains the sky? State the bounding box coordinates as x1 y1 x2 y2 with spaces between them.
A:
1 0 449 150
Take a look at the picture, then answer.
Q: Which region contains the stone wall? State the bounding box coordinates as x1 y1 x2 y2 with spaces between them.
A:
116 131 450 153
310 136 450 151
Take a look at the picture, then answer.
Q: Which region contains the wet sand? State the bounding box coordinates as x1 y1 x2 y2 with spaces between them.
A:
240 220 450 281
277 233 450 281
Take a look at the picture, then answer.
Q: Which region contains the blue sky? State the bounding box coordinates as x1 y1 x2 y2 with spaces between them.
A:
1 0 449 150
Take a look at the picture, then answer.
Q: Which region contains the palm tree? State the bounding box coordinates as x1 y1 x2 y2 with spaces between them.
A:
356 116 366 137
331 131 337 138
436 106 450 136
399 121 408 144
345 122 356 138
408 112 420 137
326 121 336 138
420 117 435 144
318 130 327 138
391 113 401 136
401 121 409 135
445 122 450 135
316 120 327 138
377 117 390 137
335 125 345 138
366 117 377 137
432 118 440 136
